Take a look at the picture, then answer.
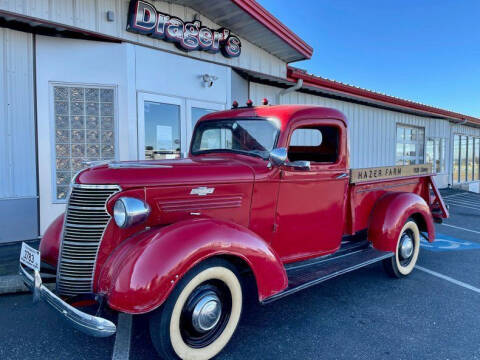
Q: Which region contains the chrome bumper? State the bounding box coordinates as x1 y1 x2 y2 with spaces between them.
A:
19 263 116 337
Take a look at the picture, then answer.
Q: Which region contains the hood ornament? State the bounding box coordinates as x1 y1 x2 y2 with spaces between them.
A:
190 187 215 196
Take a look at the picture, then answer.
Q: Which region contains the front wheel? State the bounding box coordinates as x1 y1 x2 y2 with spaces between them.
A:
383 219 420 278
149 258 243 360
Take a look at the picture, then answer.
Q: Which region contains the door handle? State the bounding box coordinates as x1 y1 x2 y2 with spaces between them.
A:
336 173 349 179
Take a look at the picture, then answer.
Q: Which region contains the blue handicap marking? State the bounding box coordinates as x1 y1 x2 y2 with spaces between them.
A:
421 233 480 252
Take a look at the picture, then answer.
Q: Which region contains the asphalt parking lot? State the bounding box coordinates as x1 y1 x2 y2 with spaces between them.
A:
1 190 480 360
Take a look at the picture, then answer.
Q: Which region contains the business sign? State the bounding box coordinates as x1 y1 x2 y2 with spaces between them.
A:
350 163 433 184
127 0 242 58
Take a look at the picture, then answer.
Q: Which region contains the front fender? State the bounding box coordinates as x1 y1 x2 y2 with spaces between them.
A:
368 192 435 252
97 218 287 314
39 213 64 267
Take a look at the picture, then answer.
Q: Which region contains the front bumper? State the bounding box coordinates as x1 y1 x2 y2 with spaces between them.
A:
19 263 116 337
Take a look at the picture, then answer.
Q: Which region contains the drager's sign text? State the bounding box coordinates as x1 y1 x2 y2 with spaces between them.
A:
126 0 242 58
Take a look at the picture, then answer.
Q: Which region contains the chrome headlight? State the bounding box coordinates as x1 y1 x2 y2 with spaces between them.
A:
113 197 150 228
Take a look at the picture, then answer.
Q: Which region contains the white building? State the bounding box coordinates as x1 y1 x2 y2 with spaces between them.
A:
1 0 479 244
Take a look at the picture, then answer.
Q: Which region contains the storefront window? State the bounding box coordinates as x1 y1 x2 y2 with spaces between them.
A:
54 85 115 200
426 137 446 174
452 134 480 184
468 137 474 181
426 139 434 169
453 135 460 183
475 138 480 181
395 125 424 165
144 102 181 160
460 136 467 182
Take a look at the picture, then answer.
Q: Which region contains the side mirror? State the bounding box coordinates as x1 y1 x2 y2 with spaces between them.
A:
269 148 288 167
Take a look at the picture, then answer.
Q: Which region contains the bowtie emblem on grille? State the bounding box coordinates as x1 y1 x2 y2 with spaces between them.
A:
190 187 215 196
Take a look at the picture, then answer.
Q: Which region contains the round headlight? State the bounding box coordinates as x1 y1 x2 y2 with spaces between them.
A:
113 197 150 228
113 199 127 227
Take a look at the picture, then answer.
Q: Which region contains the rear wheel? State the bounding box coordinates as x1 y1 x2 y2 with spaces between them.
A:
149 258 243 360
383 219 420 278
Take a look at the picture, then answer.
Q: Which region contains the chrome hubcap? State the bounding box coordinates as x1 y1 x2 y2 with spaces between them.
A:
191 291 222 333
400 234 414 259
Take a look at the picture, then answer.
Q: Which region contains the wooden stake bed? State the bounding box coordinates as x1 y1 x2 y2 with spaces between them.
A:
350 164 433 184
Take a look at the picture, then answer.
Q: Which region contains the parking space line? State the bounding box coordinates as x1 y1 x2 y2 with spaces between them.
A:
112 313 132 360
440 223 480 235
446 202 480 211
446 199 480 207
416 266 480 294
446 197 480 205
442 194 472 199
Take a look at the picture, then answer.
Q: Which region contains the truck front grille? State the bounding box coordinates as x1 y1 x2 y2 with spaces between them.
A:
57 184 120 296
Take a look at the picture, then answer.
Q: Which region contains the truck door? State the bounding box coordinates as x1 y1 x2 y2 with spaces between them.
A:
273 120 349 262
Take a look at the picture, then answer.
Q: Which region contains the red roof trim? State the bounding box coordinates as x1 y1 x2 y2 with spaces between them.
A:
230 0 313 60
288 66 480 126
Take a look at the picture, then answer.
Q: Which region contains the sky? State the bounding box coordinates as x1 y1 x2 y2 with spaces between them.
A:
257 0 480 117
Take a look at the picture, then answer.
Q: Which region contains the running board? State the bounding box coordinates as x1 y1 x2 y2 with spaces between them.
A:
262 247 393 304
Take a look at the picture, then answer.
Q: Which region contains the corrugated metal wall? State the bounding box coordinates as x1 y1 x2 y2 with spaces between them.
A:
0 28 38 242
250 82 456 187
0 28 36 199
0 0 287 78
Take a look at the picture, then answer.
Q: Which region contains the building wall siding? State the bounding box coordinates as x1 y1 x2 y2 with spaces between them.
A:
250 82 458 187
0 28 36 198
0 0 287 78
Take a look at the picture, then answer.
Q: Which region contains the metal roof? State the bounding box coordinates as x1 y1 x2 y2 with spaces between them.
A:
235 67 480 127
288 67 480 126
169 0 313 63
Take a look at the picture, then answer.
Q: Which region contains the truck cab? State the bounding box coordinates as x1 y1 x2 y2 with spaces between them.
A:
20 104 448 360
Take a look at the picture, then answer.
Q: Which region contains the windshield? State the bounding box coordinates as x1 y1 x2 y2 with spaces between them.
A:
191 118 280 159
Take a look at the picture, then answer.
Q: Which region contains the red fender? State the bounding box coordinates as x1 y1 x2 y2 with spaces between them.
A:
368 192 435 252
97 218 288 314
39 213 64 267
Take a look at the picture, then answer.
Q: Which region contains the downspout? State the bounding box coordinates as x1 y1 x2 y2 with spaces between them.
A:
276 79 303 104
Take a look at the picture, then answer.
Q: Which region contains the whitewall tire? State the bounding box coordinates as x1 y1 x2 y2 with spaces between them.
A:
383 219 420 278
149 258 243 360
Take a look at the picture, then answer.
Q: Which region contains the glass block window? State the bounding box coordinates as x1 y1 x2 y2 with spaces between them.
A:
54 85 115 200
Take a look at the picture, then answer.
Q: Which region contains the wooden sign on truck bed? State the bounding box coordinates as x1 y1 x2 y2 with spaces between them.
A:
350 164 433 184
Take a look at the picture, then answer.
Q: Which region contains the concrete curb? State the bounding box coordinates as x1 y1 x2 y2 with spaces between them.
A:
0 274 29 295
0 274 55 295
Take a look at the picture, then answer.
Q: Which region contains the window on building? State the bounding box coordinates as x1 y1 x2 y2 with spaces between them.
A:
54 85 115 200
453 134 480 184
425 137 446 173
460 135 467 182
288 126 339 163
453 135 460 183
396 125 425 165
468 137 474 181
475 138 480 181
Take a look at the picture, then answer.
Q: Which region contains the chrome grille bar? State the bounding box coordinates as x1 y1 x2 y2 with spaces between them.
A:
57 184 120 296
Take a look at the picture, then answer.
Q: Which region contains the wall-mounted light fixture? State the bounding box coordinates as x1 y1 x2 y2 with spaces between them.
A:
200 74 219 88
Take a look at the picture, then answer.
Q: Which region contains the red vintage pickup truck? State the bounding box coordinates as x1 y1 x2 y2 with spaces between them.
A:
20 104 448 360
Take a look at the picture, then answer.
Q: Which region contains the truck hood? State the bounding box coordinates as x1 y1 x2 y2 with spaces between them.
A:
75 157 255 188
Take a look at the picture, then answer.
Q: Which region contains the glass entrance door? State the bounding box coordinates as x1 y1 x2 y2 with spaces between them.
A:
138 93 185 160
138 94 225 159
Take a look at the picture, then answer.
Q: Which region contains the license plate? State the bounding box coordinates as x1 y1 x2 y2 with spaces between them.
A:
20 242 40 272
